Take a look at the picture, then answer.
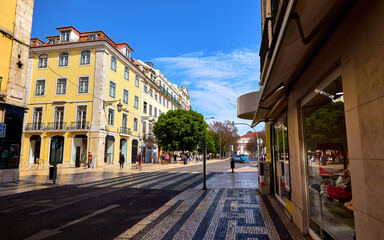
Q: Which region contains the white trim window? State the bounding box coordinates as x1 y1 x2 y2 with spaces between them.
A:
78 76 89 93
149 104 152 116
144 85 148 94
88 34 97 40
159 95 161 103
125 49 130 59
111 56 117 71
134 96 139 109
59 52 69 67
143 102 147 114
61 31 70 42
35 79 45 96
80 50 90 65
38 54 48 68
123 89 129 104
109 81 116 98
154 107 157 117
159 110 162 116
56 78 67 95
135 75 139 87
149 89 153 97
133 117 138 131
107 108 114 126
124 67 129 80
155 94 158 101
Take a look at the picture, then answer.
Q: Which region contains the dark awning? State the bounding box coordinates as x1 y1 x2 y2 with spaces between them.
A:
106 135 115 141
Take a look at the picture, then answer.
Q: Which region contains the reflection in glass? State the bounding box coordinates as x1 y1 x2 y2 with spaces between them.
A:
303 77 354 240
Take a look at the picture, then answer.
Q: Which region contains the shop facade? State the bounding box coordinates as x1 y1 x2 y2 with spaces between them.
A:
237 0 384 239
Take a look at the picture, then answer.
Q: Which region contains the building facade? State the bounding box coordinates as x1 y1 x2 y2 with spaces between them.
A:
0 0 34 183
237 132 256 155
238 0 384 239
22 26 147 168
132 60 190 163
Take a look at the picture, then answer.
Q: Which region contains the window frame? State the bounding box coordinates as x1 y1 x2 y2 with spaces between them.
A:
61 31 70 42
78 76 89 94
58 52 69 67
123 89 129 104
134 95 139 109
135 75 139 87
124 66 129 80
38 54 48 69
107 108 115 126
35 79 46 96
80 50 91 65
111 56 117 72
109 80 116 98
56 77 67 95
133 117 138 132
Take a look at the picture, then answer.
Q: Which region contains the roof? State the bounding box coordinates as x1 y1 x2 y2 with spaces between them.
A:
240 132 256 138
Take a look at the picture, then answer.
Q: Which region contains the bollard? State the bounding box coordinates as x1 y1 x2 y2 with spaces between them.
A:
231 158 235 173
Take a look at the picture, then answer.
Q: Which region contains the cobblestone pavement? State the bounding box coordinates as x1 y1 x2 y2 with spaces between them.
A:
117 172 307 240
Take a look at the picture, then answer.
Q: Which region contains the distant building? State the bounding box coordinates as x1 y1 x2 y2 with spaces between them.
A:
0 0 34 183
237 132 256 155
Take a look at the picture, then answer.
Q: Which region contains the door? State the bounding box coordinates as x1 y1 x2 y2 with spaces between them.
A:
131 139 138 163
49 136 64 164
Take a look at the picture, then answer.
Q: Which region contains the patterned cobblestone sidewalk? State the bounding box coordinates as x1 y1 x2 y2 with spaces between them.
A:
117 187 307 240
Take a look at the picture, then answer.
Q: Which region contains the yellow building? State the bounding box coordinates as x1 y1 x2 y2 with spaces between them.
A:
22 26 146 168
0 0 34 183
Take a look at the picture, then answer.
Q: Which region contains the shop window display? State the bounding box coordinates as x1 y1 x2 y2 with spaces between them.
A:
272 114 290 204
303 77 354 240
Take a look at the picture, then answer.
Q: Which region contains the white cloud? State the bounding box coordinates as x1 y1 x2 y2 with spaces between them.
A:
153 48 264 135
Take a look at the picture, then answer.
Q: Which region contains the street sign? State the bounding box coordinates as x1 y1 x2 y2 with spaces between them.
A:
0 123 6 138
257 138 263 144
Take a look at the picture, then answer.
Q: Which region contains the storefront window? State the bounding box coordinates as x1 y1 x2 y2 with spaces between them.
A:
272 113 290 204
303 77 354 239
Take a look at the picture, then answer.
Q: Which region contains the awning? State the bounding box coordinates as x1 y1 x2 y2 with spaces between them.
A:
106 135 115 141
237 91 261 120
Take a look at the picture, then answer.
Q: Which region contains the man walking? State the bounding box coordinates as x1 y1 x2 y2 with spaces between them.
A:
119 153 125 170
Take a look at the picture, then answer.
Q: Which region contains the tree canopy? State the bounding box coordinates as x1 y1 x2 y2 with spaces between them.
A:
153 109 207 152
210 120 239 154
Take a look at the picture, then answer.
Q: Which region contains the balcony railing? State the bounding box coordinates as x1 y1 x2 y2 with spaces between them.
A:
120 127 132 135
260 21 270 74
25 123 44 131
70 121 90 130
159 86 181 106
46 122 67 130
144 133 156 141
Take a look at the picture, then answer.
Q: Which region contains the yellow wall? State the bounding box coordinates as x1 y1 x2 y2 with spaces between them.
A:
0 0 17 92
106 53 141 163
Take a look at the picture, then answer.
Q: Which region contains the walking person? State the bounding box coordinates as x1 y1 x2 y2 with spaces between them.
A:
87 152 92 169
119 153 125 170
165 152 170 164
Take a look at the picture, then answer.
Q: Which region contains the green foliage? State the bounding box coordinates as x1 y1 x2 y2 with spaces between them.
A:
305 101 346 151
153 109 208 152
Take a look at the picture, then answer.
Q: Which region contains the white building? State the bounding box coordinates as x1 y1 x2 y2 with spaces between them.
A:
237 132 256 155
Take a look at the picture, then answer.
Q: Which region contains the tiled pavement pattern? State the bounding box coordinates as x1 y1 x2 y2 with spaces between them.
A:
118 188 307 240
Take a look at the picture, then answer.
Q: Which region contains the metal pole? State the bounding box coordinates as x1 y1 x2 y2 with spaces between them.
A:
202 137 207 190
219 134 221 159
255 130 260 161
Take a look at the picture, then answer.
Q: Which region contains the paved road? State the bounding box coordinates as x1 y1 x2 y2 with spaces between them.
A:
0 158 257 240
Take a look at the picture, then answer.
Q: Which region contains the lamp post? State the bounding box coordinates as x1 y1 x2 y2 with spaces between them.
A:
202 116 214 190
234 122 260 161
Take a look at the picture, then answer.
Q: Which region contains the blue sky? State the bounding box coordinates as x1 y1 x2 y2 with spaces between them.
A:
31 0 263 135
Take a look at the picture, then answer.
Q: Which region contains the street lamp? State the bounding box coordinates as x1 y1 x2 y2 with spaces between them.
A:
202 116 214 190
103 99 123 112
233 122 260 161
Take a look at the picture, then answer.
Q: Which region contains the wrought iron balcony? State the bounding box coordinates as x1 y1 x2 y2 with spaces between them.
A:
70 121 90 130
25 123 44 131
120 127 132 135
159 86 181 106
144 133 156 141
46 122 67 130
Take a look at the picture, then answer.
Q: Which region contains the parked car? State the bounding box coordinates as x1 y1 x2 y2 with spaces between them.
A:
233 154 249 163
240 154 250 163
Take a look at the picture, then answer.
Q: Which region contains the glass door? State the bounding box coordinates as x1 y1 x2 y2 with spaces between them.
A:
76 106 87 129
54 106 64 129
32 107 42 130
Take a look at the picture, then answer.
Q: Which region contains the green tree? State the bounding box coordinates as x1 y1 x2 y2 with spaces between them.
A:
305 101 347 152
153 109 207 152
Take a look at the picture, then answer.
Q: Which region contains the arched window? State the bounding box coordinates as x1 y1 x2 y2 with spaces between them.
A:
38 54 48 68
80 50 90 65
59 52 69 66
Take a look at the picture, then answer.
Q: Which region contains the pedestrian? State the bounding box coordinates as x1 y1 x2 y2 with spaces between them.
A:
119 153 125 170
87 152 92 169
165 152 169 164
